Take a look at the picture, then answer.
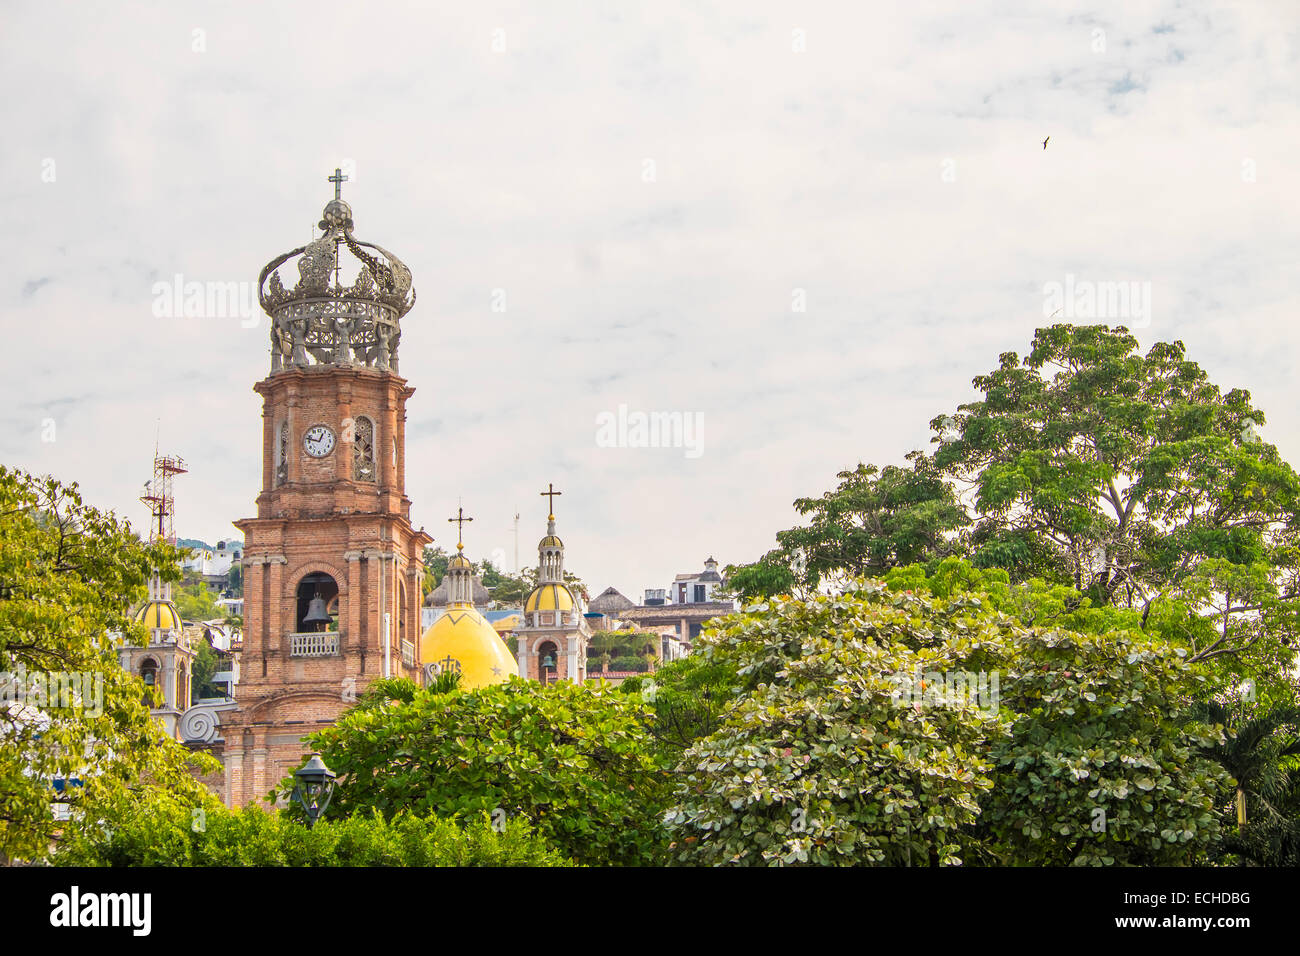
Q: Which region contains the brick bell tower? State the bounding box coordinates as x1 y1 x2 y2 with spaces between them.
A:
223 171 431 807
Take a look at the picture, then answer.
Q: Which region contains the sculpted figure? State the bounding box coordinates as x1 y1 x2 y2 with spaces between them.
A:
375 323 391 370
291 320 309 366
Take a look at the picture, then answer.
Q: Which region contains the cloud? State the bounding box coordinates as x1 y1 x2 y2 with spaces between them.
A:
1 0 1296 597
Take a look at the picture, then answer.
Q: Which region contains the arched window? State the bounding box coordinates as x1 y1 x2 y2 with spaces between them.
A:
296 572 339 632
139 657 159 706
353 416 375 482
537 641 559 685
276 423 288 486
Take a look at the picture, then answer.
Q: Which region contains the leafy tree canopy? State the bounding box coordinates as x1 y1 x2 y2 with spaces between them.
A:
665 575 1228 866
0 466 218 862
284 676 672 865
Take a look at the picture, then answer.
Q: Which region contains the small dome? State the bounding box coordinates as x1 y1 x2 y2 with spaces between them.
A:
419 607 515 689
134 600 182 631
524 583 575 613
448 553 474 570
538 534 564 549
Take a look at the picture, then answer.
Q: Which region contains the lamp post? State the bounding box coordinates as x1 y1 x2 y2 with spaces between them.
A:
292 753 336 828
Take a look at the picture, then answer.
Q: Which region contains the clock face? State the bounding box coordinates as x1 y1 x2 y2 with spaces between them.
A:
303 424 336 458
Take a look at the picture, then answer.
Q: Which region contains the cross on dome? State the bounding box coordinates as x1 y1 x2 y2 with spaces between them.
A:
448 506 474 550
539 482 562 519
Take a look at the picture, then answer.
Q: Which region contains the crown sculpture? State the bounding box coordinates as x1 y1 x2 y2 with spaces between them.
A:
258 169 416 374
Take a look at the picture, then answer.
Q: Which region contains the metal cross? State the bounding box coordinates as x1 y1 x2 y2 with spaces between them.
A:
539 482 562 517
328 166 348 200
448 506 473 548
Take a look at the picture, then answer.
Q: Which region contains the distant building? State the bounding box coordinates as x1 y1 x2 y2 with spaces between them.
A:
182 539 244 591
670 556 725 605
597 557 736 646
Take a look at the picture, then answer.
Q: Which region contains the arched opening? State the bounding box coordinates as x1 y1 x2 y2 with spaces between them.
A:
139 657 159 706
296 572 339 632
537 640 559 685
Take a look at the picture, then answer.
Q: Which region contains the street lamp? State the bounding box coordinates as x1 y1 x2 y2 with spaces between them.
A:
292 753 336 828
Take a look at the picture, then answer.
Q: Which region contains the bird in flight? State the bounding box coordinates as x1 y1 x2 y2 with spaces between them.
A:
1042 136 1050 150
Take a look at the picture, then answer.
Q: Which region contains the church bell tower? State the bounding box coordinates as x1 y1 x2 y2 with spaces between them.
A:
223 171 431 807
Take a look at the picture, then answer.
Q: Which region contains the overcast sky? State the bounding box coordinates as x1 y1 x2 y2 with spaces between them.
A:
2 1 1297 599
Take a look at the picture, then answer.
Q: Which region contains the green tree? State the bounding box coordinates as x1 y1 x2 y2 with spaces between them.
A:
931 326 1300 675
173 576 220 621
727 453 968 600
1194 700 1300 866
285 677 672 865
664 584 1000 865
665 574 1228 866
478 559 533 606
421 545 450 597
190 638 225 701
0 467 218 863
620 653 737 761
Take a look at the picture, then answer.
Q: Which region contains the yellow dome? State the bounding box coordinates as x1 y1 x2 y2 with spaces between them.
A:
538 534 564 548
448 553 474 570
419 607 515 689
134 600 182 631
524 583 575 613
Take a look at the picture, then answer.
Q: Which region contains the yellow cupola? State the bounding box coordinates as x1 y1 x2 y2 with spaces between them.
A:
523 495 576 617
134 599 183 631
418 509 515 690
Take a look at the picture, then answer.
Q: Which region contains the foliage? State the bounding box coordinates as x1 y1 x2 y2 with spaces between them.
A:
421 545 450 597
726 453 967 601
478 559 531 606
190 638 223 701
664 584 1002 865
1195 700 1300 866
621 653 740 762
664 576 1228 865
285 677 672 865
970 626 1226 865
57 802 571 867
173 576 220 622
724 550 799 602
589 630 660 672
0 466 218 863
734 325 1300 693
931 326 1300 670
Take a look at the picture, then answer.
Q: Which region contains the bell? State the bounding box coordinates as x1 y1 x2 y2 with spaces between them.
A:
303 592 331 626
542 654 555 668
